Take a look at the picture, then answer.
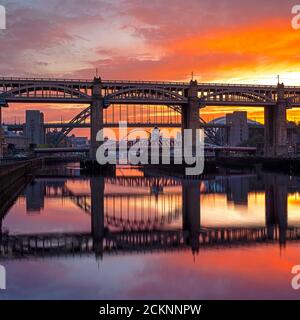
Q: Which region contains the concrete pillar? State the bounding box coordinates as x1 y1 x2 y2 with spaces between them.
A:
226 111 249 146
0 107 3 158
182 80 200 154
90 176 105 258
264 83 287 157
90 77 104 160
182 180 201 253
265 174 288 245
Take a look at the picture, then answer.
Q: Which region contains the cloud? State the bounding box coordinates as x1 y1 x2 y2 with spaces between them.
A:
0 0 110 76
1 0 300 123
67 17 299 84
122 0 296 43
1 0 298 80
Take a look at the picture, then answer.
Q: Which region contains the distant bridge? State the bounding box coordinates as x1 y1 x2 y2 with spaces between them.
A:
33 145 257 155
0 171 297 258
4 122 231 131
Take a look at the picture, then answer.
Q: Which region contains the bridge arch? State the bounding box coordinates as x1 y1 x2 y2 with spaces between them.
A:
54 103 219 146
55 106 91 146
104 207 182 230
202 89 276 105
55 104 183 146
3 84 90 100
105 86 186 103
285 95 300 105
66 191 182 230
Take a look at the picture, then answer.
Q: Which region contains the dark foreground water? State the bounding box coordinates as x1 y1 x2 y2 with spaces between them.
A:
1 164 300 299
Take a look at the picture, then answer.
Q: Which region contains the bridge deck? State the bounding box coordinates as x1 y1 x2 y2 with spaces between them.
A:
1 77 300 107
2 77 300 89
1 226 299 258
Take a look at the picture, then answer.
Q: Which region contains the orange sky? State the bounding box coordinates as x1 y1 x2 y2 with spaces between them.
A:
1 0 300 133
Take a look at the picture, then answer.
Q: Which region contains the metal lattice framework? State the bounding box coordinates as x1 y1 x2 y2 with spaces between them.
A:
59 186 182 230
3 77 300 147
0 78 92 103
2 77 300 106
56 106 91 145
55 104 220 146
105 176 182 188
105 85 187 105
1 226 300 257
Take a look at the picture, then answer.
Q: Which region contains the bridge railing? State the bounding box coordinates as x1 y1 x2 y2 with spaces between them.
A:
0 77 93 83
103 79 189 85
2 77 300 90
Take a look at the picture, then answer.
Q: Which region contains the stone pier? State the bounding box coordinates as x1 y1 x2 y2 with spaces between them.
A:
90 77 104 160
182 80 200 154
0 101 8 158
90 176 105 258
264 83 288 157
265 174 288 245
182 180 201 253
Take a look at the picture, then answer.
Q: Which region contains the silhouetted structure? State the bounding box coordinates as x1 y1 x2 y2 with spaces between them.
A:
25 110 45 145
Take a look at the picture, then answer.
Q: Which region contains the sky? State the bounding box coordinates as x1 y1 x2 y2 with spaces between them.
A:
1 0 300 127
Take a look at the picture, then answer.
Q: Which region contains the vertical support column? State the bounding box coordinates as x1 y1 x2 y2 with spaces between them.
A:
265 174 288 245
182 80 200 155
0 106 3 158
0 104 7 158
264 83 287 157
264 106 274 157
182 180 201 253
90 176 105 258
226 111 248 146
90 77 104 160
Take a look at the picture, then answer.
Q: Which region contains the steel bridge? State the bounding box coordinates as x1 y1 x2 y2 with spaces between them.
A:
0 171 296 258
1 226 299 259
1 77 300 156
1 77 300 106
59 186 182 230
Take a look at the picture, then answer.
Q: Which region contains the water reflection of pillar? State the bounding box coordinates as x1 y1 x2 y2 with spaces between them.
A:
226 176 249 206
182 180 201 253
265 174 288 245
90 176 105 258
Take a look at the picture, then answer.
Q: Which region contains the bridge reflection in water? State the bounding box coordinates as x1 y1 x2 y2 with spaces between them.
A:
0 171 299 260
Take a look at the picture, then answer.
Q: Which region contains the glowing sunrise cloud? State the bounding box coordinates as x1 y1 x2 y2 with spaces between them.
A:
2 0 300 124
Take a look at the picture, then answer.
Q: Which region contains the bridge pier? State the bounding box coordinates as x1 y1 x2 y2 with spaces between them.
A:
90 176 105 258
90 77 104 161
264 84 288 157
182 80 200 155
265 173 288 244
0 103 8 158
182 180 201 253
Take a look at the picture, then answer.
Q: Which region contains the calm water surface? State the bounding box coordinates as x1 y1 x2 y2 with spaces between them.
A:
1 163 300 299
